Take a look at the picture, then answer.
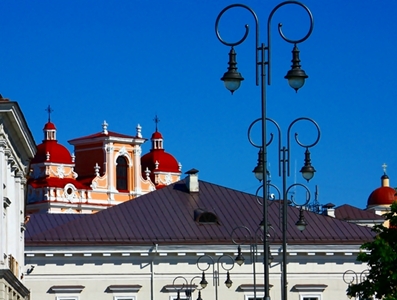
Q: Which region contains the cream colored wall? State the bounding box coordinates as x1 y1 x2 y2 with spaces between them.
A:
24 245 366 300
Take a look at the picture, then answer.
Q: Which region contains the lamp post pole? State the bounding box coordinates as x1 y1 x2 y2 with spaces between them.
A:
231 225 266 300
250 117 320 299
215 2 314 300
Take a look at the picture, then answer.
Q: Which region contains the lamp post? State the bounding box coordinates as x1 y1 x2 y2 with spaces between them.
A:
250 117 320 300
215 2 315 300
172 275 204 300
231 225 268 300
196 254 235 300
342 269 369 299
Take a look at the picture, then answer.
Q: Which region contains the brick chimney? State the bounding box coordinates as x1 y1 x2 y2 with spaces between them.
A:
185 169 199 193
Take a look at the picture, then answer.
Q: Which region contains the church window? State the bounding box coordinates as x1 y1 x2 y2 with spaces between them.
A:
116 156 128 191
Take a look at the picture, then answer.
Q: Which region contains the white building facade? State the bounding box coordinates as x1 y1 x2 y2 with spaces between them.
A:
0 98 36 299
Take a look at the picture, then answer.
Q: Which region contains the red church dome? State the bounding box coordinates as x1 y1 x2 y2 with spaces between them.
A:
367 186 397 206
141 149 180 173
151 131 163 139
141 125 180 180
31 121 73 164
31 141 73 164
44 122 56 130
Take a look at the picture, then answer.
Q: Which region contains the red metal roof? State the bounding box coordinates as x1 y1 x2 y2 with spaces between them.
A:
25 179 375 246
335 204 384 221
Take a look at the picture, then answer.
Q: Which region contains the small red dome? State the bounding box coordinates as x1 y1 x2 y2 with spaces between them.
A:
367 186 397 206
141 149 179 174
151 131 163 139
31 140 73 164
43 122 56 130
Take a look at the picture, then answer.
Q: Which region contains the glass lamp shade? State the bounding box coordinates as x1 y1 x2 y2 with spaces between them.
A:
300 165 315 181
223 79 242 93
300 148 316 182
295 216 307 231
235 245 245 266
296 208 308 232
284 44 308 92
259 219 265 231
252 149 264 181
287 76 305 91
221 47 244 94
253 165 264 181
224 272 233 288
200 272 208 289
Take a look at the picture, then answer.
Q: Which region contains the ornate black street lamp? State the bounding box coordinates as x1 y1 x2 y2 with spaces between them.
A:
172 275 204 300
196 254 235 300
215 2 315 300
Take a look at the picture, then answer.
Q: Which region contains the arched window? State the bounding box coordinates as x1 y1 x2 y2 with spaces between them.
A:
116 156 128 191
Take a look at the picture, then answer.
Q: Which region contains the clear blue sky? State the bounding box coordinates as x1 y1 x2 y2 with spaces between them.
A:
1 0 396 210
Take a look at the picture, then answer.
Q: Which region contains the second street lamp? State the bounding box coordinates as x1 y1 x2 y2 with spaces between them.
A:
215 2 315 300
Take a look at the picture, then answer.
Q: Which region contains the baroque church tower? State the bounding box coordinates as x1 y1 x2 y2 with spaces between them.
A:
27 109 181 214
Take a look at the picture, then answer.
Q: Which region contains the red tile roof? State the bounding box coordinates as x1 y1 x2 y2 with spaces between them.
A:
25 179 375 246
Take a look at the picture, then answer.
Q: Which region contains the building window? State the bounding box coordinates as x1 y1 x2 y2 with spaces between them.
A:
56 297 78 300
116 156 128 191
114 297 135 300
247 297 264 300
300 295 321 300
170 297 189 300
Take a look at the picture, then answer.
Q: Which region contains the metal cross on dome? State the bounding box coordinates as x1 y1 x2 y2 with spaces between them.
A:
154 115 160 132
45 105 53 122
382 163 388 174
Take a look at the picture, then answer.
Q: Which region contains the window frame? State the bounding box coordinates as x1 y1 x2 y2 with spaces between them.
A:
56 297 79 300
116 156 128 191
300 294 322 300
246 295 264 300
114 297 135 300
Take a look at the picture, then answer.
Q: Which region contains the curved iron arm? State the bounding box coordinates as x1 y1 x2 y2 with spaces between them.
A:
248 117 280 149
196 254 235 273
172 276 189 300
285 183 311 207
215 4 257 48
254 183 280 206
231 225 253 246
268 1 314 47
172 275 204 300
249 117 320 178
343 269 369 285
215 1 314 86
286 117 321 177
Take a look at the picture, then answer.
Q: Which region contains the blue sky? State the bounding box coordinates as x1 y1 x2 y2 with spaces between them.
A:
1 0 396 210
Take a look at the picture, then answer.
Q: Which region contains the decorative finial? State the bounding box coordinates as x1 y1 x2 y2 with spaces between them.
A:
102 120 108 135
94 163 100 176
153 115 160 132
382 163 388 175
45 105 53 122
145 167 151 180
136 124 142 138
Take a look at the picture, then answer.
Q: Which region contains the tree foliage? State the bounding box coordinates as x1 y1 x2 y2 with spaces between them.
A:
347 202 397 300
